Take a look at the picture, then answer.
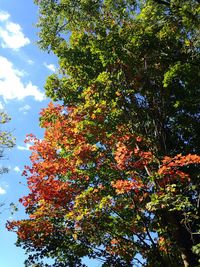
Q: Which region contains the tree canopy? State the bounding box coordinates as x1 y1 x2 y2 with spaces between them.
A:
8 0 200 266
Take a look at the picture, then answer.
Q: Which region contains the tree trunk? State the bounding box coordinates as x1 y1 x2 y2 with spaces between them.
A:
169 212 199 267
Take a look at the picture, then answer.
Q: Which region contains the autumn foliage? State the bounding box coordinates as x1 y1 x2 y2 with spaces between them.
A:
8 103 200 266
8 0 200 266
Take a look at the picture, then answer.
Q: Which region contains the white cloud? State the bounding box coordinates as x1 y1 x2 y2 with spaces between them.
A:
17 143 31 151
44 62 56 72
0 56 45 101
0 186 6 195
13 166 21 173
0 10 30 50
0 11 10 21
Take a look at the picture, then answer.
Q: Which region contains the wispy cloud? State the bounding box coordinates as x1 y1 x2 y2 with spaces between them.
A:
13 166 21 173
27 59 34 65
17 143 31 151
0 10 30 50
0 186 6 195
0 181 8 195
0 56 45 101
0 11 10 21
44 62 56 72
19 104 31 114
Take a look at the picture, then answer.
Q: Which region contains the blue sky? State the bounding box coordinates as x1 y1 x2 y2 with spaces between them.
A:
0 1 57 266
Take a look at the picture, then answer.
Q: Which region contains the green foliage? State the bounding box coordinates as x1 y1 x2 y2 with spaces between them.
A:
0 112 15 148
38 0 200 156
0 111 15 210
0 112 15 174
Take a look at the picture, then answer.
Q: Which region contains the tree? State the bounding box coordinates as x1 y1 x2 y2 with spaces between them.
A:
0 111 15 174
8 0 200 266
0 111 15 208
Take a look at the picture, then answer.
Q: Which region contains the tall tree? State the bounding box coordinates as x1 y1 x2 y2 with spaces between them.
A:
8 0 200 266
